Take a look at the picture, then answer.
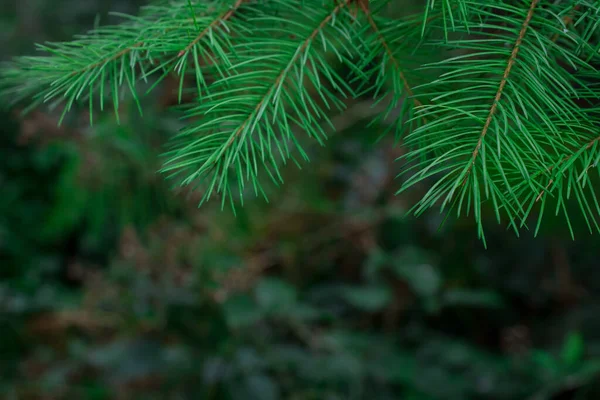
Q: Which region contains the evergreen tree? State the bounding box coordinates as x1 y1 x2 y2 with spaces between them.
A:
1 0 599 241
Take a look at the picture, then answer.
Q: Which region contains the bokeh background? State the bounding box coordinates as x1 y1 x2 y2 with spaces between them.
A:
1 0 600 399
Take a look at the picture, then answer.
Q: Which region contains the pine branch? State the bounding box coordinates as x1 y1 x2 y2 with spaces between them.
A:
551 3 580 42
364 15 422 109
3 0 600 241
397 0 600 241
0 0 248 122
534 135 600 203
177 0 245 57
422 0 469 38
219 0 349 153
162 0 359 207
462 0 539 184
503 2 600 236
356 9 438 141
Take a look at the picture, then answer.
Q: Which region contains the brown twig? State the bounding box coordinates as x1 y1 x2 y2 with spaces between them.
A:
462 0 539 185
523 3 590 202
363 13 425 115
535 135 600 202
218 0 352 152
65 2 243 79
360 6 450 128
177 0 246 57
68 43 143 77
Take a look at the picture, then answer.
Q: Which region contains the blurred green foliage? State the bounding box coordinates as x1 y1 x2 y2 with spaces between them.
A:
1 1 600 399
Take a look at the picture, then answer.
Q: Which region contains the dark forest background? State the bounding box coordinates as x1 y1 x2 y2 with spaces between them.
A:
1 0 600 399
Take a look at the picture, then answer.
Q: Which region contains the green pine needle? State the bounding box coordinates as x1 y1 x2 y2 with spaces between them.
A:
1 0 600 240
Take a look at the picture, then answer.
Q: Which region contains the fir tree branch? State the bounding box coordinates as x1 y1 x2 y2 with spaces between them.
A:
534 134 600 202
551 3 581 43
363 14 422 110
177 0 246 57
162 0 357 206
219 0 350 153
0 0 248 120
356 9 439 141
67 42 143 79
3 0 600 240
462 0 539 185
395 0 600 241
421 0 469 39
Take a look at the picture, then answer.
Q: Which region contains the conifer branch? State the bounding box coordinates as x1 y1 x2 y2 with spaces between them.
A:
162 0 357 205
534 134 600 202
462 0 539 184
219 0 350 153
394 0 600 241
0 0 248 119
67 43 144 79
356 9 438 141
178 0 246 57
364 15 422 109
551 3 580 43
2 0 600 240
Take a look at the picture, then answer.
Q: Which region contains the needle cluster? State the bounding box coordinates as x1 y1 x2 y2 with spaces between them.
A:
2 0 600 241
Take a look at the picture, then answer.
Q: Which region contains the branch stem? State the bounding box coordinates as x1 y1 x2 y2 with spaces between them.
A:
216 0 351 159
462 0 539 183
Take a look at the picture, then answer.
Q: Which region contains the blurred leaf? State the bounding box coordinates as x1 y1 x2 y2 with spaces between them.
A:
572 360 600 382
240 374 280 400
561 331 584 368
299 353 363 383
531 350 561 378
202 357 229 384
341 285 391 312
365 248 388 277
265 344 312 369
289 304 325 321
81 384 110 400
87 339 164 384
224 294 264 328
255 278 297 313
41 153 88 240
235 347 266 373
413 365 469 399
393 262 441 299
368 352 415 383
441 289 505 309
